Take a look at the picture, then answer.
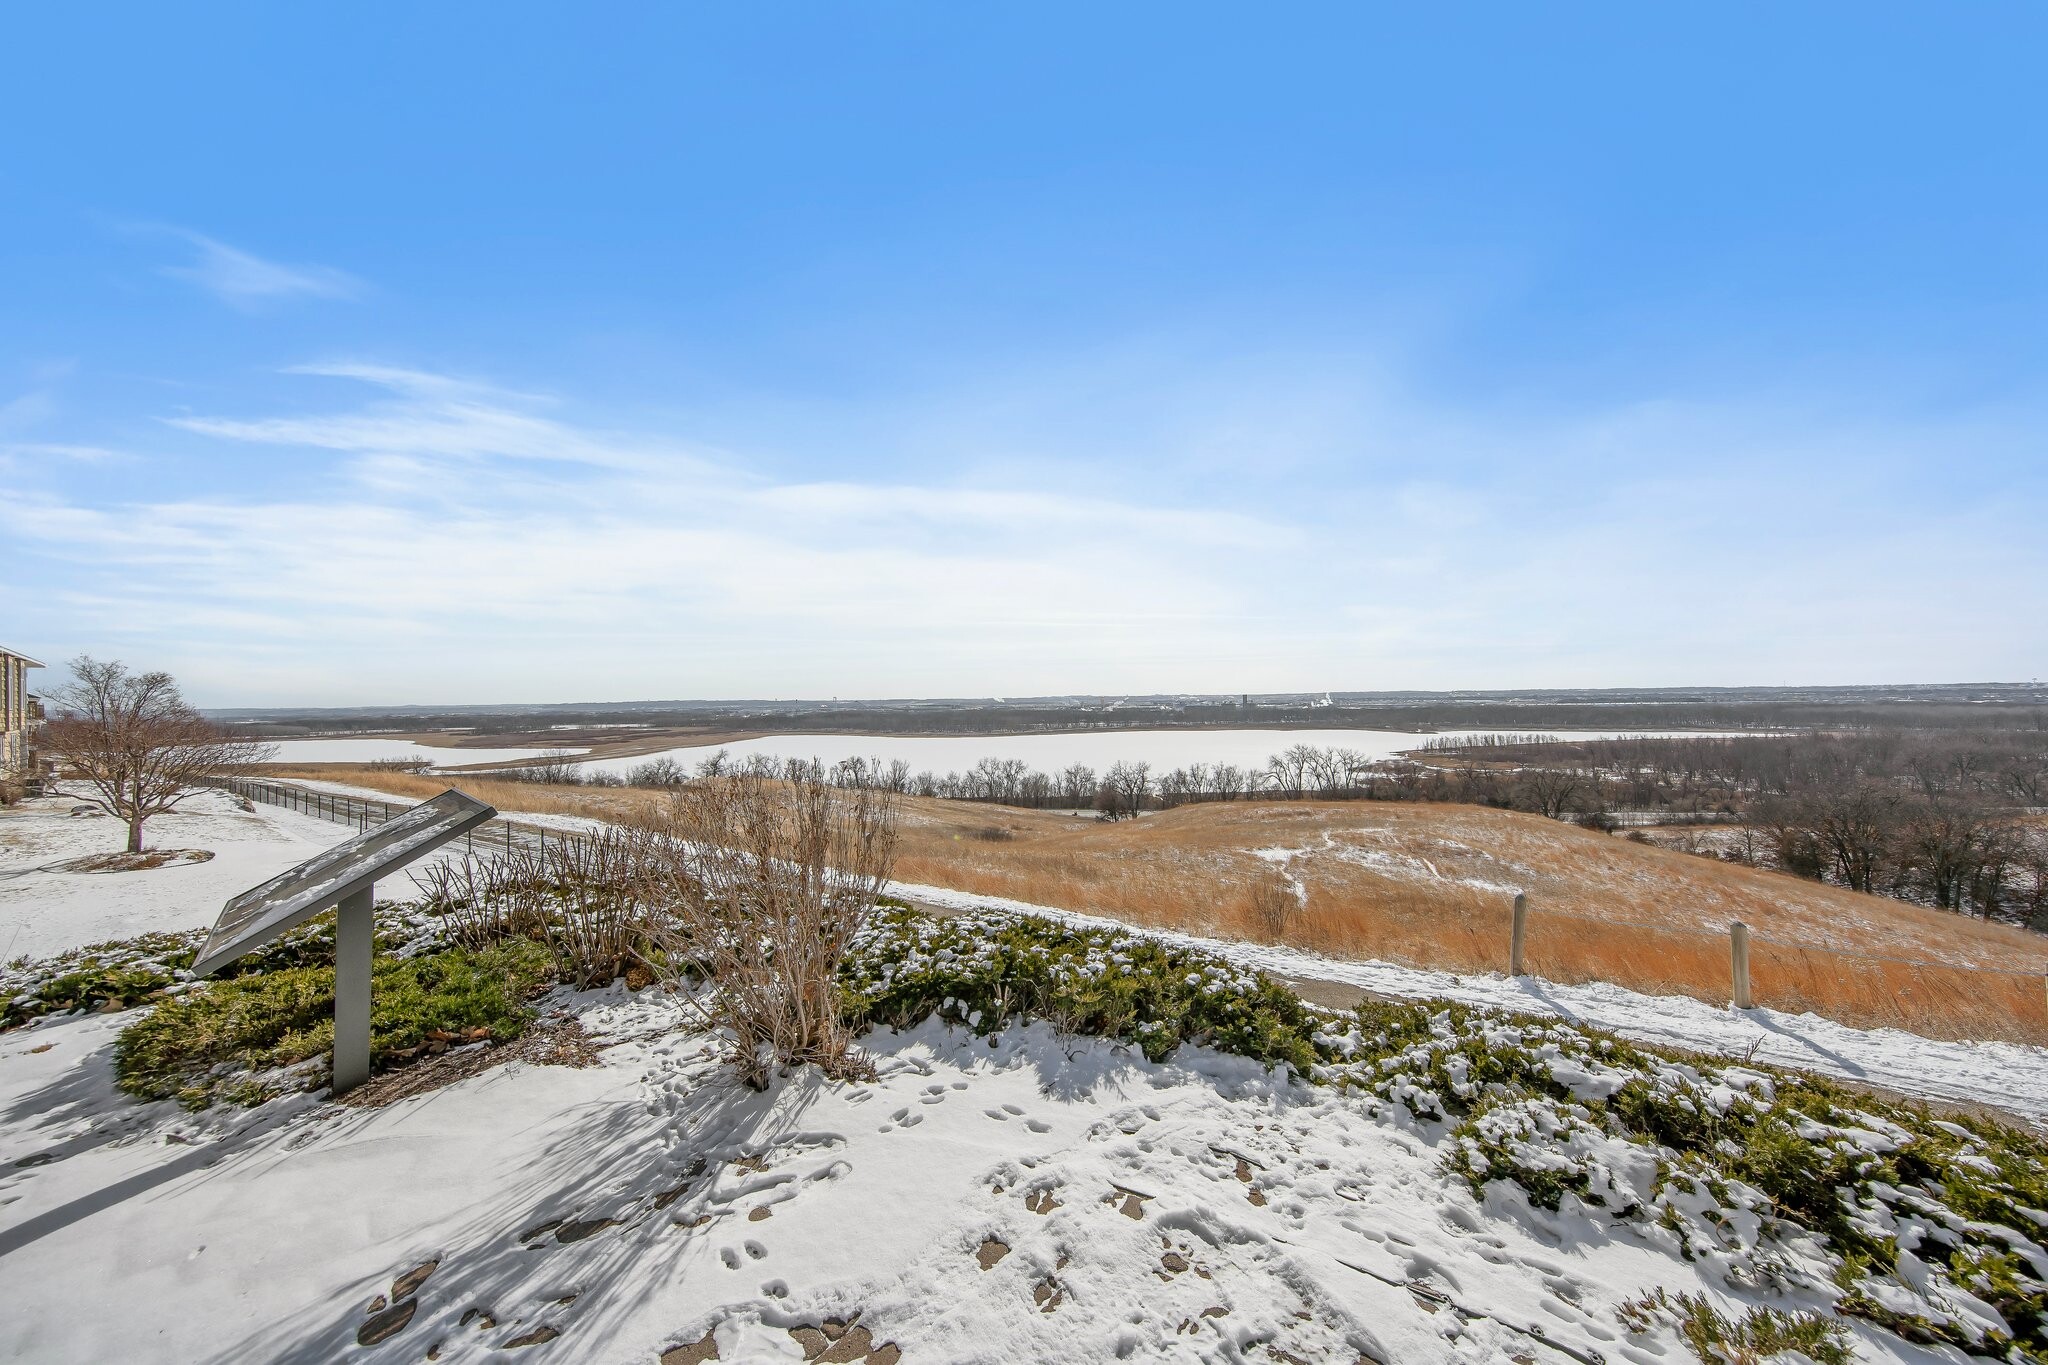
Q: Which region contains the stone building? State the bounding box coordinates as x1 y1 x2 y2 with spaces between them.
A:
1 646 45 780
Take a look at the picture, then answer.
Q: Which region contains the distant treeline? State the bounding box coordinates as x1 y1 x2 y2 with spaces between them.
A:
482 728 2048 930
230 685 2048 740
1421 731 2048 927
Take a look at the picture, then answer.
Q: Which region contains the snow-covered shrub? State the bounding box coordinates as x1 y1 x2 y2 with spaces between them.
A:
0 905 448 1030
1327 998 2048 1359
1 929 204 1028
837 907 1319 1072
412 831 652 988
114 939 553 1108
1618 1288 1853 1364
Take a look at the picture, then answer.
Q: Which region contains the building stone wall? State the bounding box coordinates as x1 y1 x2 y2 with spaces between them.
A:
0 649 45 779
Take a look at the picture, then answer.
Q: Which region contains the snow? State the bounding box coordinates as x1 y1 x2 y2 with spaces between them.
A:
264 738 582 767
0 791 2028 1362
576 727 1757 781
0 791 366 962
0 995 1948 1365
892 880 2048 1129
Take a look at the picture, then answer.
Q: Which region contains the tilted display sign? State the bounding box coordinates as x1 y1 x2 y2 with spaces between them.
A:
195 788 497 1094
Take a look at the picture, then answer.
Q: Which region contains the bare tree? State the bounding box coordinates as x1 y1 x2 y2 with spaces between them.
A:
627 756 691 789
1098 760 1152 821
1266 745 1316 799
1811 781 1905 895
1209 763 1248 800
518 748 585 785
42 656 274 853
1058 763 1097 811
639 765 898 1088
1517 766 1586 820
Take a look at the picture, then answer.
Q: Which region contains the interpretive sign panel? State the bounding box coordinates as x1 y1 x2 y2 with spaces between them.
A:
195 787 496 1095
195 788 496 975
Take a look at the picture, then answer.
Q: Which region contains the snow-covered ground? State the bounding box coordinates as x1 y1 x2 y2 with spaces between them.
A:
0 990 1961 1365
0 790 361 961
0 782 2036 1362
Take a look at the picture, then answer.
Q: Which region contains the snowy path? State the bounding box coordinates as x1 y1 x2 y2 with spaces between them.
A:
892 881 2048 1127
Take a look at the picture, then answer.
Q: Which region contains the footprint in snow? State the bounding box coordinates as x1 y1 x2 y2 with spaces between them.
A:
1023 1187 1062 1215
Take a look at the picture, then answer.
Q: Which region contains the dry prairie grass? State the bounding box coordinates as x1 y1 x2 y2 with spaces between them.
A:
272 766 2048 1045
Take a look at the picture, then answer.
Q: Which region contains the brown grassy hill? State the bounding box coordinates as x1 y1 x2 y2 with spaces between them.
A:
271 766 2048 1044
886 798 2048 1044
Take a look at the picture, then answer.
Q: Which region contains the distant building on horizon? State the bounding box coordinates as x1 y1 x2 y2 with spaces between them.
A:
1 646 45 780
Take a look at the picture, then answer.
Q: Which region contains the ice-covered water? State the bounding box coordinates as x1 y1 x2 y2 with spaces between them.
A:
262 738 580 766
577 727 1746 779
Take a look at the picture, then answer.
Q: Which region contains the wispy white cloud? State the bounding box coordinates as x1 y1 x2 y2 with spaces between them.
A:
157 230 360 309
165 364 696 472
3 366 1302 700
5 359 2043 704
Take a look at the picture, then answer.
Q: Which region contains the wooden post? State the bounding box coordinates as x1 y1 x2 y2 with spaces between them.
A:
1731 921 1753 1009
1510 892 1528 977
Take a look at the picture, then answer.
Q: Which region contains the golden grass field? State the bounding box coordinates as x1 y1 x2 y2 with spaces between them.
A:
272 765 2048 1045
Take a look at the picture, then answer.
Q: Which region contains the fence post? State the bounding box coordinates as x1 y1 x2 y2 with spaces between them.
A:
1509 892 1528 977
1731 921 1753 1009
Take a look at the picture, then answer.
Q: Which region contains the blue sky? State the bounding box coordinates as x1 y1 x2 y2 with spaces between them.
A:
3 6 2043 705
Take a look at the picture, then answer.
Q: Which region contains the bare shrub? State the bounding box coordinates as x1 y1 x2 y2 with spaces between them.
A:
410 855 536 950
627 756 690 789
640 766 898 1088
1248 868 1296 940
516 830 648 986
409 829 649 987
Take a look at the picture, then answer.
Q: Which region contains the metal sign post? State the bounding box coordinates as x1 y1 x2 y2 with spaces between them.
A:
333 886 375 1093
196 788 497 1095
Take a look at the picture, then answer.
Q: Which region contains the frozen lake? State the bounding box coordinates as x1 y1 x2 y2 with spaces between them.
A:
261 738 584 767
576 727 1745 779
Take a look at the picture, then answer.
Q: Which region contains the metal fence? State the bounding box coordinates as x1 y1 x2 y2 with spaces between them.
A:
204 775 590 861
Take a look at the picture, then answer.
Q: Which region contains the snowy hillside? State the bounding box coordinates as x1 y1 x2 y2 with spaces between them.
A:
3 789 2046 1363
